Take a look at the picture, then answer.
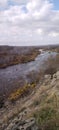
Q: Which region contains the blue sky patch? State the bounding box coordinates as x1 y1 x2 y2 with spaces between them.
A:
52 0 59 10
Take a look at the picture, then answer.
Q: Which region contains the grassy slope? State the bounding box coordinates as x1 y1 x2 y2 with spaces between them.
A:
32 75 59 130
0 71 59 130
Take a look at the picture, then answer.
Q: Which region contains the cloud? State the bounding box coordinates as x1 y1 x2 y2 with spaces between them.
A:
12 0 28 5
0 0 8 8
0 0 59 45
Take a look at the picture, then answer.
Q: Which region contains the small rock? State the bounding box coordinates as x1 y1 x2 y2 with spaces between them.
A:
51 78 56 86
44 75 51 79
6 122 14 130
56 71 59 79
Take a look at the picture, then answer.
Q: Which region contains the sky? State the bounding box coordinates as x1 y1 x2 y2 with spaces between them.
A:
0 0 59 46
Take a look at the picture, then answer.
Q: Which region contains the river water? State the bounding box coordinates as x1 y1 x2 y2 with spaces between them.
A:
0 51 57 95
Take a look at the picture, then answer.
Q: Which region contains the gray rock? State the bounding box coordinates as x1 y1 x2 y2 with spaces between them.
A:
56 71 59 79
44 75 51 79
6 122 14 130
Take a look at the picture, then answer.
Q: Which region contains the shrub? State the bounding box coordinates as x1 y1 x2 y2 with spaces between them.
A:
44 54 59 78
33 100 40 106
0 96 4 108
9 83 36 102
44 67 57 79
33 106 58 130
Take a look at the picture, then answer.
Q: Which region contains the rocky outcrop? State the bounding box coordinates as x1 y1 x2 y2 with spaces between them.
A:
6 117 38 130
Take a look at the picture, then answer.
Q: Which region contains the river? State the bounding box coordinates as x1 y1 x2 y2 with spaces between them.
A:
0 51 57 96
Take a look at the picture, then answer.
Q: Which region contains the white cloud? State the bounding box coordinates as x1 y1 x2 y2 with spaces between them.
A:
0 0 8 8
0 0 59 45
12 0 28 5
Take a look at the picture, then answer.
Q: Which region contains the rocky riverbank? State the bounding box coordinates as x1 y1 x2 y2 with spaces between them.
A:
0 71 59 130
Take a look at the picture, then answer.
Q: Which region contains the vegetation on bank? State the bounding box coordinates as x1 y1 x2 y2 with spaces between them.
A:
43 45 59 52
34 106 59 130
0 48 40 68
8 69 44 103
9 82 36 102
44 54 59 78
0 71 59 130
32 82 59 130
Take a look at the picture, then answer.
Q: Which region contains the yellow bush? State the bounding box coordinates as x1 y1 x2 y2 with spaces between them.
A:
9 83 36 102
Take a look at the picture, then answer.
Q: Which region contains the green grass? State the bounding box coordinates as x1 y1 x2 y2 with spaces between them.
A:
33 106 59 130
